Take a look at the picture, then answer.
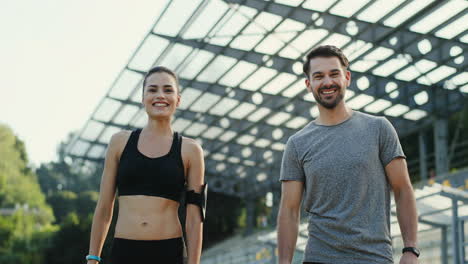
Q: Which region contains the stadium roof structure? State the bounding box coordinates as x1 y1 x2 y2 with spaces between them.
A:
65 0 468 198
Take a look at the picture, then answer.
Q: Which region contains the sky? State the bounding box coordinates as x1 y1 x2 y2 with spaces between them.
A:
0 0 163 166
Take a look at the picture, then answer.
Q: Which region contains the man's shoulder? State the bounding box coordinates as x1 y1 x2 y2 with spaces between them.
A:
352 111 387 127
288 121 315 143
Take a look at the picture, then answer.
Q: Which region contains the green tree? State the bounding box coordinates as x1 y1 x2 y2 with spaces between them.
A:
0 124 55 264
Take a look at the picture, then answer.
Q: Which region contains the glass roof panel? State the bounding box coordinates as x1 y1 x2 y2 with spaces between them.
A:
302 0 337 12
288 29 329 54
70 140 90 156
179 49 215 79
286 116 309 129
410 0 467 34
303 93 316 102
214 7 251 37
395 59 437 81
190 92 221 112
384 104 410 117
219 60 258 87
219 130 237 142
274 0 299 7
329 0 371 18
184 123 208 137
310 105 319 118
261 72 297 95
404 109 428 121
88 145 106 159
282 80 307 98
451 72 468 86
229 102 257 119
172 118 192 131
207 36 232 46
383 0 435 27
275 18 306 32
414 91 429 105
425 65 457 84
230 34 264 51
209 97 240 116
364 99 392 113
94 99 121 122
153 0 202 37
114 105 140 125
109 70 143 100
240 67 278 91
271 142 285 151
365 47 394 62
347 94 374 110
350 60 377 72
345 90 355 100
266 112 291 125
317 33 351 49
372 55 411 77
247 107 271 122
435 13 468 39
158 43 193 70
343 41 373 62
179 88 202 110
98 126 120 144
255 33 288 55
203 126 224 139
130 110 147 128
129 35 170 72
81 121 105 141
182 0 229 39
357 0 405 23
460 34 468 43
237 134 256 145
197 55 237 83
253 11 283 32
254 138 271 148
460 84 468 93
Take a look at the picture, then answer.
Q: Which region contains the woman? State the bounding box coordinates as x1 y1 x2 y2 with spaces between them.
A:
85 66 205 264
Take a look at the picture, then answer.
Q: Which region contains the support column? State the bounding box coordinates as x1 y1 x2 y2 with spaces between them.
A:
441 226 448 264
434 118 449 176
452 199 460 264
269 187 281 227
244 197 255 236
419 131 428 181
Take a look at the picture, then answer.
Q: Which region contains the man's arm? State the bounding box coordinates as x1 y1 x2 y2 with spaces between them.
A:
277 180 304 264
386 158 418 264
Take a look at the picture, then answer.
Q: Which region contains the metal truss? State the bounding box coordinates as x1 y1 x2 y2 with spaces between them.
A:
65 0 468 198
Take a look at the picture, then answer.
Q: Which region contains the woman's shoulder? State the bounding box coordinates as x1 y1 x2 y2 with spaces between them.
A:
107 130 133 153
180 136 203 155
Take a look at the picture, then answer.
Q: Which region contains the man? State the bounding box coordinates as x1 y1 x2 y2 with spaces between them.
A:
277 45 419 264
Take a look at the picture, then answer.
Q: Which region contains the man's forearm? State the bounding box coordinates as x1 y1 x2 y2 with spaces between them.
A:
395 185 418 247
277 209 300 264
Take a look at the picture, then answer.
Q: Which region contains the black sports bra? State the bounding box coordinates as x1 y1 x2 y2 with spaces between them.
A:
116 129 185 202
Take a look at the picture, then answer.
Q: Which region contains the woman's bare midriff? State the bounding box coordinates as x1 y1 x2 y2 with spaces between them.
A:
114 195 182 240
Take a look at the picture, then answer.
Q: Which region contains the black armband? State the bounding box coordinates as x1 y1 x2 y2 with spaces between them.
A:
186 183 207 222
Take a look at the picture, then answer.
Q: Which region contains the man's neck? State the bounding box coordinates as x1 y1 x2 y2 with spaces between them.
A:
315 103 353 126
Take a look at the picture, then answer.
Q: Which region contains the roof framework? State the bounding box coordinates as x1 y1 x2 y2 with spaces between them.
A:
66 0 468 198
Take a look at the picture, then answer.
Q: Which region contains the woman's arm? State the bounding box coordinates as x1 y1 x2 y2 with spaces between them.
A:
86 131 127 264
183 138 205 264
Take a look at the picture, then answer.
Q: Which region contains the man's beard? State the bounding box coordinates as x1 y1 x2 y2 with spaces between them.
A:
312 84 344 109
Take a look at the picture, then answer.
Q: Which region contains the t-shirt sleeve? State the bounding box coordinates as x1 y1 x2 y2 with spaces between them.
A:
379 117 406 167
279 138 305 182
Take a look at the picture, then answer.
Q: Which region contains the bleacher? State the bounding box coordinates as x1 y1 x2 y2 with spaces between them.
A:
202 170 468 264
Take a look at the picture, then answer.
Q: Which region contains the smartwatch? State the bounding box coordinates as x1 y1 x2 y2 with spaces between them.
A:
402 247 420 258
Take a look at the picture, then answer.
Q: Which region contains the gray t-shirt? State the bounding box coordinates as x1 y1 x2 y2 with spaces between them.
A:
280 111 405 264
